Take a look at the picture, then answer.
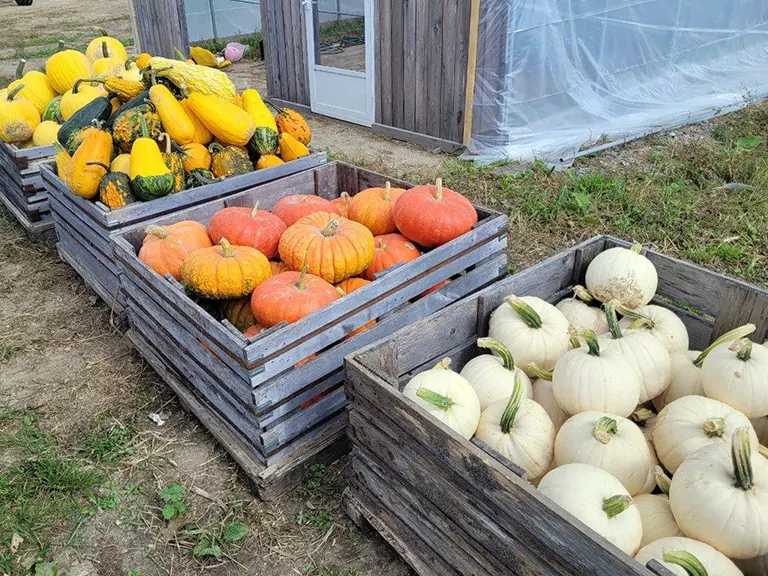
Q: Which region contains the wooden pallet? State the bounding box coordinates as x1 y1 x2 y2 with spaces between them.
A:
0 142 56 238
112 160 508 474
343 234 768 576
40 149 326 314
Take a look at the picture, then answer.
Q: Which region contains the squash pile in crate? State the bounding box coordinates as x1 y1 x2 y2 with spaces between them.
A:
394 243 768 575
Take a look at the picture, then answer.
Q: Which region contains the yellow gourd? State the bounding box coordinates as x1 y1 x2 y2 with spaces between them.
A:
186 92 255 146
32 121 60 147
92 42 125 77
110 153 131 175
149 82 195 145
53 143 72 185
179 99 212 145
130 116 175 200
256 155 284 170
85 29 128 62
60 80 103 121
181 142 211 172
242 89 277 131
119 61 143 83
0 86 41 144
68 126 113 199
46 42 93 95
135 53 152 69
190 46 219 67
7 60 57 115
277 133 310 162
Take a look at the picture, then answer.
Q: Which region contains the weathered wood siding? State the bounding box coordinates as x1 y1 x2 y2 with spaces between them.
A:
261 0 311 106
130 0 190 59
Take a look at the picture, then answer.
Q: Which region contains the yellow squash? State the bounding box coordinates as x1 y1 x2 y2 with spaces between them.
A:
149 83 195 145
186 92 255 147
7 60 57 115
69 126 112 199
92 42 125 77
242 89 277 131
0 86 41 144
147 57 237 102
130 117 175 200
32 121 60 147
179 99 212 145
46 42 93 95
190 46 219 67
110 153 131 175
135 53 152 69
256 154 284 170
85 29 128 62
181 142 211 172
53 143 72 184
60 80 104 121
277 133 310 162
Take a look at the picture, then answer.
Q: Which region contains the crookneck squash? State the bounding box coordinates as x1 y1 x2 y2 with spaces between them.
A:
278 133 310 162
85 76 145 102
68 124 113 199
87 162 136 209
178 98 213 145
242 89 277 131
186 92 256 146
130 116 175 200
160 133 186 193
209 143 252 179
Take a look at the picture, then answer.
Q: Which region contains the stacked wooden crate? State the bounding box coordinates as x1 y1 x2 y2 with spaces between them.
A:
343 235 768 575
0 142 56 238
112 161 509 499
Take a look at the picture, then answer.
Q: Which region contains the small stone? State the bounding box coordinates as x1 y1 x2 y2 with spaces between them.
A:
431 147 442 154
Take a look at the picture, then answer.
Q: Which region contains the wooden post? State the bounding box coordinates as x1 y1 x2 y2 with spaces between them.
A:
129 0 190 59
462 0 481 145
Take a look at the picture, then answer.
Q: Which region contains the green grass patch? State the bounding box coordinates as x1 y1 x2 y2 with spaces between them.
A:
318 16 365 44
193 32 263 61
80 425 135 464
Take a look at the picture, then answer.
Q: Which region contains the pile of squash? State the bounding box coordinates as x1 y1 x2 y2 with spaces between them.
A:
0 30 313 210
137 179 478 348
402 244 768 575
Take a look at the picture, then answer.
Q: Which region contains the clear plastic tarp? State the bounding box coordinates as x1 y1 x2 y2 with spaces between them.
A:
463 0 768 166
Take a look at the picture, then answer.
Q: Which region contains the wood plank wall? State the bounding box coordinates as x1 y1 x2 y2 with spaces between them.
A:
261 0 311 106
130 0 190 59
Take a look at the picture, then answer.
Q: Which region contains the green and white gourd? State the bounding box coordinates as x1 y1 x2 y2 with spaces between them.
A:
555 285 609 336
635 537 744 576
634 467 683 548
618 304 689 353
702 338 768 418
528 362 569 433
459 337 532 411
585 244 658 309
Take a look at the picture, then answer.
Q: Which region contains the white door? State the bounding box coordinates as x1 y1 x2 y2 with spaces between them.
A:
304 0 375 126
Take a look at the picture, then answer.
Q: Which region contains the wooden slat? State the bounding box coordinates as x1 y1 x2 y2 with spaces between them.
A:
260 0 280 97
129 0 188 59
402 0 417 131
390 0 405 129
439 0 458 141
426 1 444 138
374 0 383 124
413 0 428 135
281 0 298 103
294 0 310 105
379 0 393 126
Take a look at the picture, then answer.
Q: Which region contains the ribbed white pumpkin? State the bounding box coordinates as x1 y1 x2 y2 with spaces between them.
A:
635 537 744 576
402 358 481 439
474 372 555 483
653 395 757 473
670 428 768 559
635 493 683 549
618 304 689 353
554 411 651 495
598 301 672 404
555 285 609 335
702 339 768 418
538 463 643 555
585 244 658 309
552 330 641 417
488 295 570 374
460 338 532 411
528 363 569 433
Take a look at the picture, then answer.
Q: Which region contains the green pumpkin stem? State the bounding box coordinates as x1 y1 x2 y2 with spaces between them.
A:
101 41 109 59
630 243 643 254
568 328 581 349
694 324 756 367
145 225 169 240
631 408 655 424
321 219 340 237
218 238 234 258
604 300 623 340
581 330 601 356
434 178 444 201
416 387 456 411
499 372 525 434
6 84 25 101
525 362 552 381
93 26 111 37
477 337 515 371
662 550 709 576
263 99 285 114
572 285 595 304
57 40 65 53
72 79 85 94
174 47 188 62
701 417 726 439
15 59 25 80
383 181 392 201
592 416 618 444
602 494 633 519
733 426 754 491
295 264 309 290
731 338 753 362
617 303 655 330
85 161 110 173
505 296 543 329
654 466 672 496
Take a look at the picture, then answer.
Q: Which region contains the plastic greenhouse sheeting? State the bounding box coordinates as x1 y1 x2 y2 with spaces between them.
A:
463 0 768 166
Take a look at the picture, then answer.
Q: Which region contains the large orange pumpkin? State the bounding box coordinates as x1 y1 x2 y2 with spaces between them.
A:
335 279 376 338
181 238 271 299
244 324 265 338
363 233 420 280
250 266 340 327
393 178 478 247
270 261 291 276
221 297 258 332
207 205 286 260
138 221 213 280
271 194 341 227
278 212 375 284
330 192 351 218
348 181 406 236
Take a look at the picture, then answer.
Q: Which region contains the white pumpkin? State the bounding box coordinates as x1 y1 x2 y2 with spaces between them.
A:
618 304 689 353
653 395 757 473
538 463 643 555
634 493 683 549
460 337 532 411
635 537 744 576
402 358 481 439
552 330 641 417
585 244 658 309
598 301 672 403
488 295 570 374
554 411 651 495
528 363 569 433
556 285 609 335
702 339 768 418
637 415 661 495
670 428 768 559
474 372 555 482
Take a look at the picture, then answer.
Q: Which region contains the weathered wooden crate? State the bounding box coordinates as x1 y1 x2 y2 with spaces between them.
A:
0 142 56 239
343 234 768 576
39 150 326 320
112 161 509 499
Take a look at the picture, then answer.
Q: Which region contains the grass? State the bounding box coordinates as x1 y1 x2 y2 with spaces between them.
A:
193 32 263 61
318 16 365 44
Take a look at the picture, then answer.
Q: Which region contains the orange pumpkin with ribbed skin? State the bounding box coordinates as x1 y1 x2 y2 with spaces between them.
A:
393 178 478 247
331 192 351 218
250 266 340 327
221 297 258 332
279 212 375 284
139 221 213 280
363 233 421 280
270 261 290 276
207 205 286 260
244 324 265 338
348 181 406 236
271 194 341 227
421 279 451 298
335 280 376 338
181 238 271 299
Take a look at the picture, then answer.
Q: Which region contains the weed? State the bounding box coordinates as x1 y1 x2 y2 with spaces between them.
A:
80 425 135 463
296 503 332 529
193 32 263 60
317 17 365 44
306 565 358 576
160 482 187 520
304 463 327 492
1 343 24 362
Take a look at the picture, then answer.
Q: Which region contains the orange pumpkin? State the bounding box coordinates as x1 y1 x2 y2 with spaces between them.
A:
330 192 352 218
221 297 258 332
181 238 271 299
335 280 376 339
270 261 291 276
271 194 341 227
138 221 213 280
207 205 286 260
250 266 340 327
363 233 421 281
348 181 406 236
279 212 375 284
393 178 478 247
421 279 451 298
244 324 265 338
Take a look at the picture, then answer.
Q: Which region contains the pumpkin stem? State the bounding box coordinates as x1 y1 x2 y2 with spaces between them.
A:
219 238 235 258
416 387 455 411
525 362 552 381
335 286 346 297
57 40 65 53
160 132 172 155
661 550 708 576
477 337 515 371
263 99 286 114
572 285 595 304
434 178 444 201
694 324 756 367
85 161 110 173
208 142 224 155
654 466 672 496
592 416 618 444
295 265 309 290
499 372 525 434
701 417 726 439
250 203 260 218
630 243 643 254
383 181 391 201
602 494 633 519
145 225 170 239
101 41 109 59
320 219 340 237
731 338 753 362
505 296 543 329
73 78 86 94
568 328 581 349
173 47 188 61
732 426 754 491
631 407 655 424
581 330 601 356
93 26 110 37
433 358 453 371
15 59 25 80
604 300 623 340
6 84 25 102
339 191 351 207
617 303 655 330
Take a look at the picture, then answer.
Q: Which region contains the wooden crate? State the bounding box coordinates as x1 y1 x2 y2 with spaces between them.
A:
39 150 325 320
112 161 508 498
343 235 768 576
0 142 56 239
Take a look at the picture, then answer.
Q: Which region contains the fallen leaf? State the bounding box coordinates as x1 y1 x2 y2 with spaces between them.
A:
10 533 23 554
